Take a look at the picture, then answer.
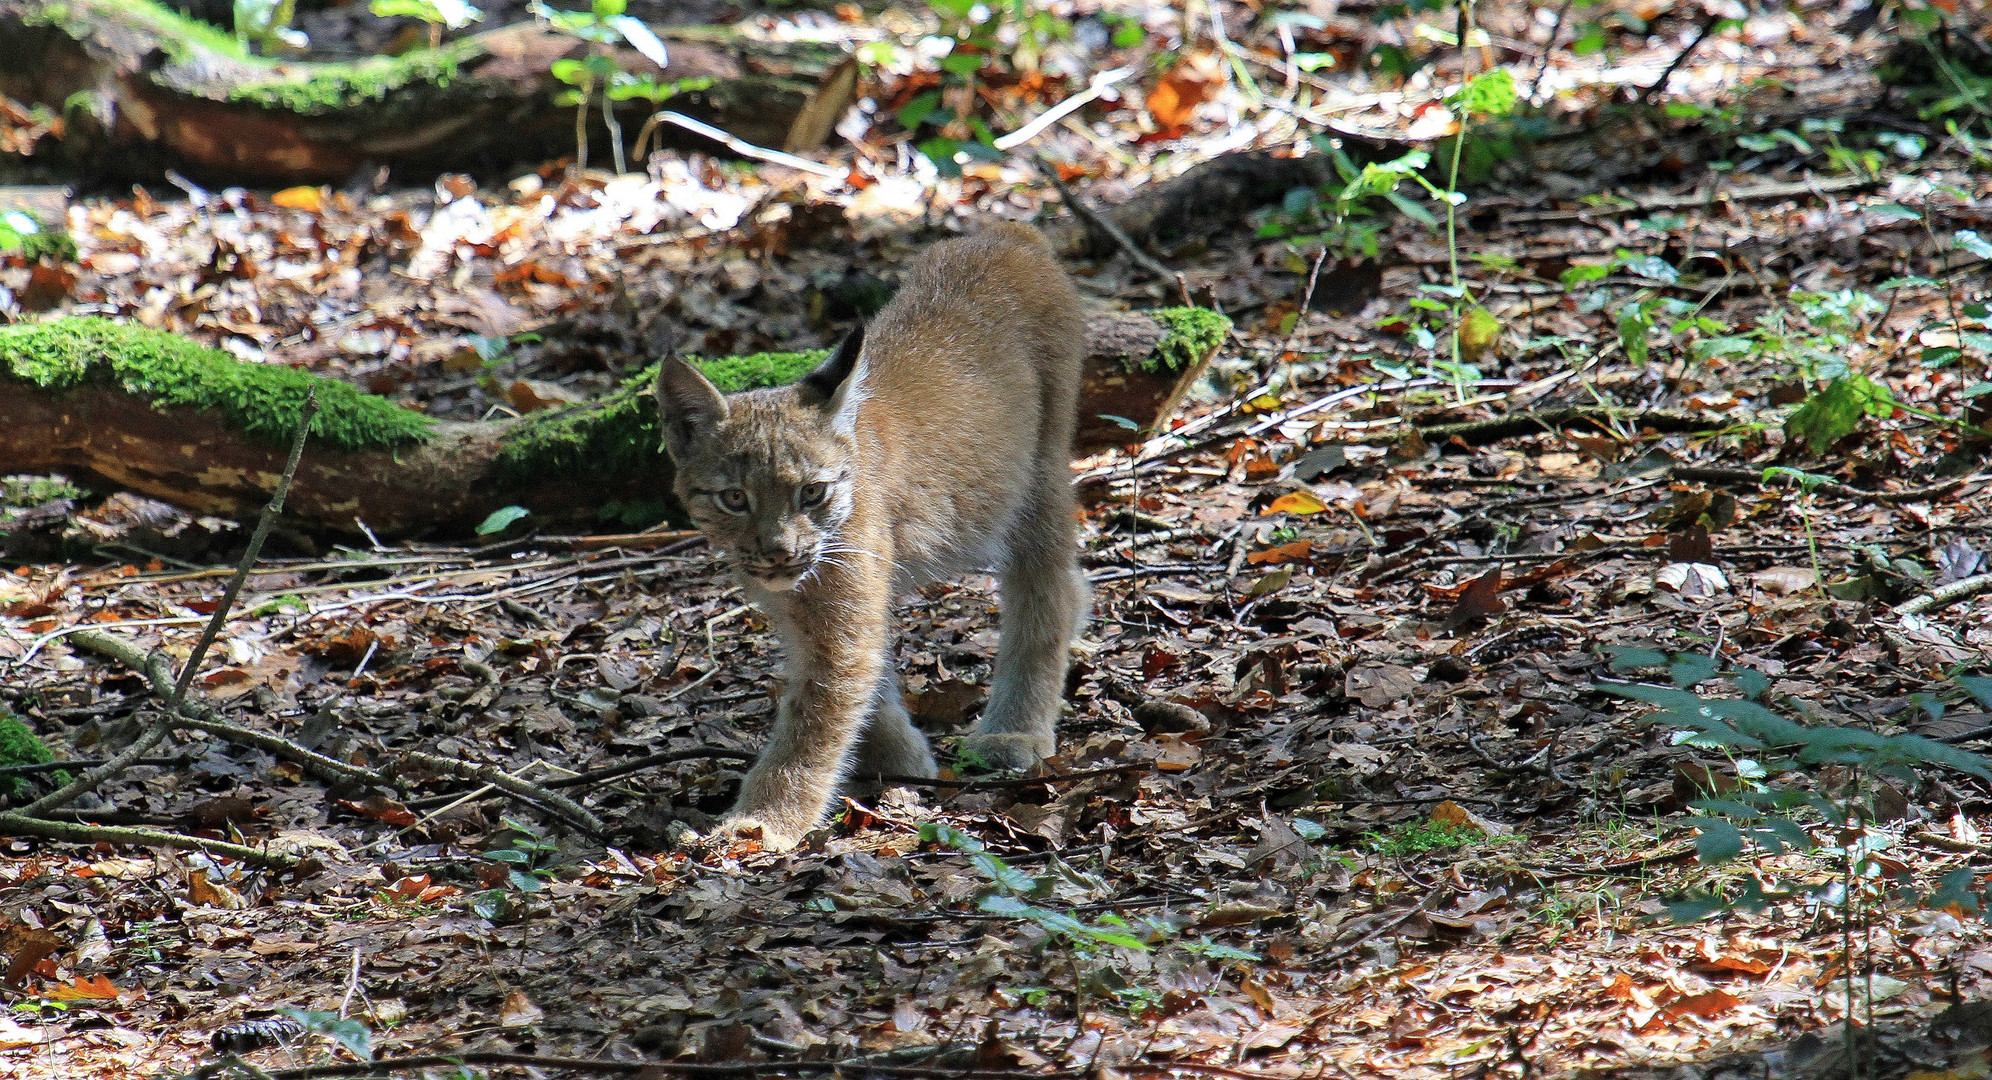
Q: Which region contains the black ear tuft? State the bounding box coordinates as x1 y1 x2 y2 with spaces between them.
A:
798 325 864 405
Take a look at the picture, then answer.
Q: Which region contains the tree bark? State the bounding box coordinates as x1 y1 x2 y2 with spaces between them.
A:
0 309 1226 540
0 0 845 183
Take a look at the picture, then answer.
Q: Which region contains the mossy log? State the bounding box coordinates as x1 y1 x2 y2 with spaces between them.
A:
0 310 1228 539
0 0 844 182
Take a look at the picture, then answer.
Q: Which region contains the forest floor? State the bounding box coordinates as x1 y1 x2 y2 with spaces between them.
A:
5 1 1992 1078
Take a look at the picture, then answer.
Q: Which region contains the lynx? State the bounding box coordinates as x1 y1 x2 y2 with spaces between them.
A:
652 222 1089 850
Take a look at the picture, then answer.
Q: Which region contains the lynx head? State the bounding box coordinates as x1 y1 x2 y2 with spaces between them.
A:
652 328 867 592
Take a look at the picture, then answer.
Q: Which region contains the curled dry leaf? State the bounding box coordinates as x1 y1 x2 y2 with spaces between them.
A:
500 989 545 1029
1655 562 1729 598
1747 566 1816 596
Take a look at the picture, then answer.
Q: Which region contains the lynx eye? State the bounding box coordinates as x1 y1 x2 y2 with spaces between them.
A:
798 482 830 508
716 489 750 513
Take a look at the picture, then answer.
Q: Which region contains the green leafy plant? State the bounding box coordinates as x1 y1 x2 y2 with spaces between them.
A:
0 210 76 263
1364 817 1479 856
234 0 305 53
533 0 672 172
475 505 529 536
897 0 1071 175
277 1006 373 1062
616 74 717 162
474 817 562 922
922 821 1264 1017
921 822 1151 951
369 0 483 50
1598 650 1992 1061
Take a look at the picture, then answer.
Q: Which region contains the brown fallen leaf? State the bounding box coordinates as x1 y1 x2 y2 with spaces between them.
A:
1247 540 1313 565
1662 988 1743 1019
499 989 544 1028
187 870 245 909
1145 51 1224 130
1447 568 1506 623
1 924 65 987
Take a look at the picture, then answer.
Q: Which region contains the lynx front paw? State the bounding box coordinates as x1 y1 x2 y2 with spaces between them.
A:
711 814 807 852
960 731 1055 772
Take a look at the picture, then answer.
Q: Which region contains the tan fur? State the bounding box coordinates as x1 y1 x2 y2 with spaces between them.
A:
653 222 1089 850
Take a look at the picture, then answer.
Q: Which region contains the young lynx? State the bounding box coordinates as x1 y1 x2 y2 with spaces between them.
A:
653 222 1089 850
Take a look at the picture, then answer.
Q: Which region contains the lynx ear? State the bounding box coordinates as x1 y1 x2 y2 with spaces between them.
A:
652 354 729 459
798 326 867 434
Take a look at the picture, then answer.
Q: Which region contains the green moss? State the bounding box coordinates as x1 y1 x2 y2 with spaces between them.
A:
0 317 432 452
494 351 826 486
1144 307 1231 374
227 40 482 114
27 0 248 63
28 0 483 113
695 350 828 394
0 709 62 798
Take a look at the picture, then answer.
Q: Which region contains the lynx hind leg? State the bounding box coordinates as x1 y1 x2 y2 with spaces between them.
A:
848 666 939 792
968 491 1086 771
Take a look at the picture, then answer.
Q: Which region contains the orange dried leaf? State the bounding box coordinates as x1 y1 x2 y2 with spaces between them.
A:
1263 491 1328 516
271 186 325 212
1664 989 1742 1019
1145 52 1224 129
48 975 119 1002
1247 540 1313 566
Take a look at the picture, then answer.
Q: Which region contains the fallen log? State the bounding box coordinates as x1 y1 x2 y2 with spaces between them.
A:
0 310 1228 539
0 0 847 182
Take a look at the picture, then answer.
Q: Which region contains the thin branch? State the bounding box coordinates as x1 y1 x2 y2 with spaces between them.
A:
643 111 846 177
16 393 319 819
1896 573 1992 617
65 629 388 788
392 749 607 836
862 762 1156 792
0 756 192 777
1671 466 1980 506
1637 9 1724 104
196 1052 1085 1080
173 388 319 707
0 811 296 867
1034 154 1176 281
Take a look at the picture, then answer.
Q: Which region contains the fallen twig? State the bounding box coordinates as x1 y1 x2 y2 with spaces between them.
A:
1637 8 1725 103
0 755 192 777
642 111 846 178
872 762 1156 791
1036 154 1176 281
1355 406 1735 448
1896 573 1992 617
67 629 387 789
407 747 760 809
392 749 607 836
993 65 1133 150
17 393 319 819
1501 176 1878 224
190 1051 1088 1079
0 810 296 867
1671 466 1979 506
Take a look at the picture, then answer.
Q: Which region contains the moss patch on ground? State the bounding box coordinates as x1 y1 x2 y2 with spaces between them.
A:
1144 307 1231 374
227 39 484 114
27 0 247 64
0 317 433 452
494 351 826 486
0 709 63 797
